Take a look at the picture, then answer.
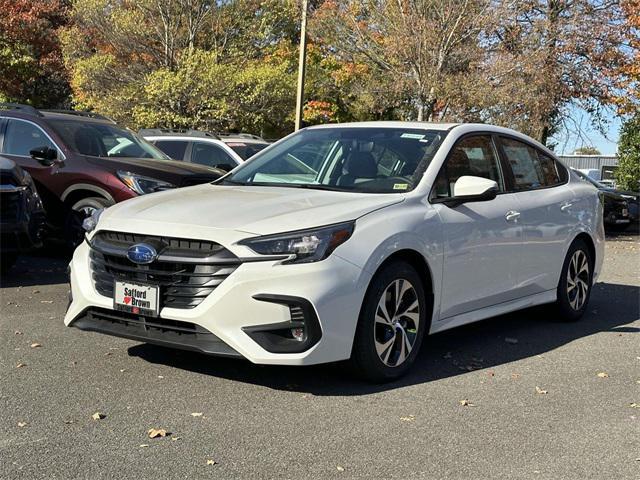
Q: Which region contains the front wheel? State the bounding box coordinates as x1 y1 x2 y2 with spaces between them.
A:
349 261 428 382
64 197 112 250
554 239 594 321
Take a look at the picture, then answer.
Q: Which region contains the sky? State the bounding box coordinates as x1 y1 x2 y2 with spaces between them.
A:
553 105 621 155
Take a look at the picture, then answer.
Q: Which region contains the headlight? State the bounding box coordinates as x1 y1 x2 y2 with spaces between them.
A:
117 170 175 195
239 222 355 264
82 208 104 233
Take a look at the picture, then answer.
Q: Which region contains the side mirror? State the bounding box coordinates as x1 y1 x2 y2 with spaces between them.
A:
446 176 498 207
30 146 58 166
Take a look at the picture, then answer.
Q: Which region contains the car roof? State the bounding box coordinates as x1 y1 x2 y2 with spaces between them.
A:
0 109 115 125
144 135 226 144
305 121 461 131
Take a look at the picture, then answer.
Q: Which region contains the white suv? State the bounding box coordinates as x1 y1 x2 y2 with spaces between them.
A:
65 122 604 381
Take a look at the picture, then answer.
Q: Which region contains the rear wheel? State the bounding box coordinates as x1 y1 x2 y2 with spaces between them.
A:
350 261 428 382
554 239 593 321
64 197 111 250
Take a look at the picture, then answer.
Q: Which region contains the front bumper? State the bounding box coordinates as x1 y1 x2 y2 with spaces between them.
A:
65 241 366 365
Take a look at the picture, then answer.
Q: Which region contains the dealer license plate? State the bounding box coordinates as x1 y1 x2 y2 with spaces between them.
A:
113 281 159 317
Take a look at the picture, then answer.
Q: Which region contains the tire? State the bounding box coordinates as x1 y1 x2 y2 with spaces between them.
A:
349 261 428 383
64 197 112 250
1 253 17 274
553 239 594 321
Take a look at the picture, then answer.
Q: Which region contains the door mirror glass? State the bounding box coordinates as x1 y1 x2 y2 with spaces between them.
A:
30 146 58 166
448 176 498 206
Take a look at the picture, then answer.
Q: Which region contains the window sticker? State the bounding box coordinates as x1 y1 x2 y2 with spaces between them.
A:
393 183 409 190
400 133 425 140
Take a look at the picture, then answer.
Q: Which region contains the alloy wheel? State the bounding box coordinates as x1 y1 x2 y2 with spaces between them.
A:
566 249 590 311
374 278 420 367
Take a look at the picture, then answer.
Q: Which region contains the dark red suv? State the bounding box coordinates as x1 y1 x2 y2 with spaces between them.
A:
0 104 224 247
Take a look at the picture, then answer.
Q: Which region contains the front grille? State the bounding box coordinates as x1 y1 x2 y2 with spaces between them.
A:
89 231 241 309
0 191 22 223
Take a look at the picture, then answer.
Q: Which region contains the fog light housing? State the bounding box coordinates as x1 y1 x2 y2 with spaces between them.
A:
242 294 322 353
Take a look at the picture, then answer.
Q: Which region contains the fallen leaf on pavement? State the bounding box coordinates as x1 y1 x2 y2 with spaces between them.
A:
535 386 548 395
148 428 168 438
171 436 181 442
206 459 217 465
511 373 521 379
30 343 41 348
336 466 345 472
17 422 27 428
596 372 609 378
92 412 106 420
504 337 518 344
139 444 149 448
157 375 164 379
16 363 26 368
14 331 22 335
459 399 476 407
400 415 415 422
191 412 203 417
64 419 74 424
40 300 53 304
630 403 640 408
119 369 126 373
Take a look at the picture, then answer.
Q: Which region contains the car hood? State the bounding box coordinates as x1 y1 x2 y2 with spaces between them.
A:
99 184 404 236
85 156 225 185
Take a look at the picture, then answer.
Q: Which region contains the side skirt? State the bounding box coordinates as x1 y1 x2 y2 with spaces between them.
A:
429 290 557 335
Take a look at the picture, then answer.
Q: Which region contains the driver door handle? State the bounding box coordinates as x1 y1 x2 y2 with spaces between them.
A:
560 202 573 212
505 210 521 222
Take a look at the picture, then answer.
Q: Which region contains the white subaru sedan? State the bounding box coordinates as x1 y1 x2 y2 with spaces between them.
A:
65 122 604 381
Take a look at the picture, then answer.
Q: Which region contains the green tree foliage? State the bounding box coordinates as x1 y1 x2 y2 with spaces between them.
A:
616 115 640 191
62 0 299 136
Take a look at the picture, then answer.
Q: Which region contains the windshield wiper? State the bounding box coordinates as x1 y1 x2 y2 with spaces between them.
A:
286 183 352 192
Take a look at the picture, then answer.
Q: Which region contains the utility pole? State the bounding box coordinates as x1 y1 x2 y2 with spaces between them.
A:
295 0 308 131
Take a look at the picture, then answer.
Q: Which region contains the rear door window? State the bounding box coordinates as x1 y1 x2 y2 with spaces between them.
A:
154 140 188 160
3 119 56 156
500 137 564 190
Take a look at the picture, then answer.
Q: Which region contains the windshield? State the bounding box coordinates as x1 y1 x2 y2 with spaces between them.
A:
48 119 170 159
225 141 269 160
225 127 447 193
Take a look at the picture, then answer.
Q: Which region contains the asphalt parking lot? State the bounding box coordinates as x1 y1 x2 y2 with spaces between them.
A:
1 233 639 480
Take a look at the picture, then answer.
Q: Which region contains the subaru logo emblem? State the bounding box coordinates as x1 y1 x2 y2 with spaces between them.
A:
127 243 157 264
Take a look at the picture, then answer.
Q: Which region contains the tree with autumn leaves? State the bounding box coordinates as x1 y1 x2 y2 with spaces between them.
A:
0 0 70 107
615 0 640 190
0 0 637 148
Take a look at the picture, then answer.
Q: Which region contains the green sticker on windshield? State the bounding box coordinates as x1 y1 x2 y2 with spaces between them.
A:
393 183 409 190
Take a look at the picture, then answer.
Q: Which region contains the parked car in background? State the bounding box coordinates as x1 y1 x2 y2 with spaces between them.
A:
572 169 634 230
66 122 603 382
0 104 225 247
218 133 270 160
0 155 46 272
141 129 243 172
